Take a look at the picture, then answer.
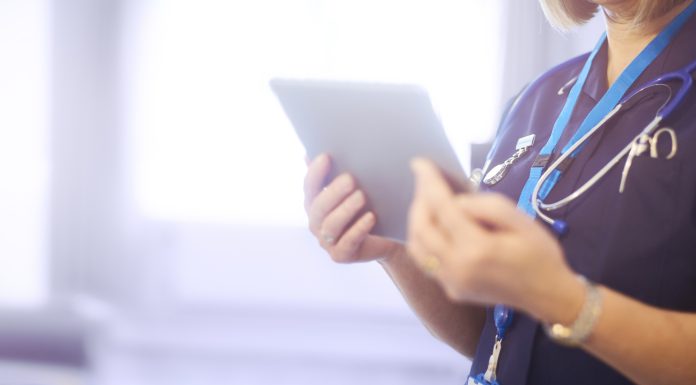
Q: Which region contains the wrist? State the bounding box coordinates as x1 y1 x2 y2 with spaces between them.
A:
377 244 405 266
527 270 586 326
543 276 603 346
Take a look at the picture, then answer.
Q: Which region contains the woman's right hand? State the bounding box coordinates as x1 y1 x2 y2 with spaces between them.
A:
304 154 401 263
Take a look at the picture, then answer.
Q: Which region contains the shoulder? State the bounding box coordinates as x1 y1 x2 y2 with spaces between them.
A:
483 53 591 177
491 53 590 149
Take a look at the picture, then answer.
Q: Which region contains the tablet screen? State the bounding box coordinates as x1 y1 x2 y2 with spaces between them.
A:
271 79 471 243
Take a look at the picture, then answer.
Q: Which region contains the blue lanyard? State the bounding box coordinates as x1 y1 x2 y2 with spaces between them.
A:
516 0 696 218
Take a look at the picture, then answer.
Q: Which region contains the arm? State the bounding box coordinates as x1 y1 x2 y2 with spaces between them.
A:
407 158 696 384
303 154 485 358
380 248 486 358
530 280 696 385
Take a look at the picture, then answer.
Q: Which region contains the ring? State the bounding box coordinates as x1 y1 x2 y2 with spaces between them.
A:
322 233 336 245
421 255 441 275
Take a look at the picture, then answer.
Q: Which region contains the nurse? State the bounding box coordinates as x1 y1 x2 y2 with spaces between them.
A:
303 0 696 384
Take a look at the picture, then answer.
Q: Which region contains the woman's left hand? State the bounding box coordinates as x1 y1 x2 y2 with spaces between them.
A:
406 158 584 323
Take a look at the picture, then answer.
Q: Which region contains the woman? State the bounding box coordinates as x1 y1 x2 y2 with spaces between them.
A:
303 1 696 384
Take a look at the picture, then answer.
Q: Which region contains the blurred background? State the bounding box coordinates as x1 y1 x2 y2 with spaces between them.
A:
0 0 602 384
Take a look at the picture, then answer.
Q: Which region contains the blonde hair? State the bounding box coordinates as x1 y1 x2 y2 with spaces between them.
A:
539 0 689 30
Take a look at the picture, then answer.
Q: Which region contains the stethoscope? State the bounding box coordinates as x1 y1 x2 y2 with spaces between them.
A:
531 58 695 234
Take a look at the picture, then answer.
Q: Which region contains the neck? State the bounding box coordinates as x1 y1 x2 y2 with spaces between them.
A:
602 0 692 87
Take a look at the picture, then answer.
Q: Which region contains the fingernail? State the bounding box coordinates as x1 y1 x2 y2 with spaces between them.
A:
352 190 365 207
365 211 375 223
410 158 427 173
338 174 354 191
410 159 419 173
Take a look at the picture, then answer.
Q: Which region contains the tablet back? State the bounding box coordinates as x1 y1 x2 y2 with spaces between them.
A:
271 79 470 243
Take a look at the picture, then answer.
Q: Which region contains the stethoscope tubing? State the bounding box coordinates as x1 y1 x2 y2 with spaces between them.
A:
532 109 664 223
531 75 685 226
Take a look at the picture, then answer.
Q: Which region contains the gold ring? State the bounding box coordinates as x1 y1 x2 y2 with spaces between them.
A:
421 255 441 275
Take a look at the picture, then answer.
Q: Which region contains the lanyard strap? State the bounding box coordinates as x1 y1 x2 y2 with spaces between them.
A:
517 0 696 216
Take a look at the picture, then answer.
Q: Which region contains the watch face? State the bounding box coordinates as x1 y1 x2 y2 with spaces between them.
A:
544 323 579 347
550 323 572 338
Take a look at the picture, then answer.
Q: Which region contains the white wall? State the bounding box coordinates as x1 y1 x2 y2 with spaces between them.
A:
500 0 605 106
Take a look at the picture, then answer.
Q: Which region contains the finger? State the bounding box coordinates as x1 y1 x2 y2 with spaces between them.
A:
308 173 356 234
407 193 450 256
304 154 331 211
320 189 367 243
410 158 469 236
410 158 454 205
406 196 451 278
436 198 491 244
411 225 450 261
409 192 485 272
332 211 376 262
455 193 532 232
406 234 445 280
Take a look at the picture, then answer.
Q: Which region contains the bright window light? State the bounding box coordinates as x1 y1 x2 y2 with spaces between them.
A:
124 0 502 226
0 0 49 307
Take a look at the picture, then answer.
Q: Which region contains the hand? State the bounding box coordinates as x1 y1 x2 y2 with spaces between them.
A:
304 154 401 263
406 158 584 323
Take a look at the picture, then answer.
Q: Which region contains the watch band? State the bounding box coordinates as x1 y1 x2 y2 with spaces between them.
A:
544 275 603 346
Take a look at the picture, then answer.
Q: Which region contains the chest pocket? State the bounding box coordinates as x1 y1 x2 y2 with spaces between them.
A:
592 113 688 262
607 155 682 259
593 153 686 306
579 156 682 317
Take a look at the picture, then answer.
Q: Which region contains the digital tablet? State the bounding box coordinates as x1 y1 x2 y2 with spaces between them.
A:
270 78 472 243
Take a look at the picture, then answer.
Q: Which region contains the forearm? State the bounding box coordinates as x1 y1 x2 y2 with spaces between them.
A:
582 288 696 385
379 247 486 358
530 280 696 385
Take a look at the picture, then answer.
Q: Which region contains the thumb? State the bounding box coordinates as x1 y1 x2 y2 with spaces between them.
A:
455 193 532 232
410 158 454 203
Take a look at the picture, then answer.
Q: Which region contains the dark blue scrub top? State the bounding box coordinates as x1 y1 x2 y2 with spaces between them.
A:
469 12 696 385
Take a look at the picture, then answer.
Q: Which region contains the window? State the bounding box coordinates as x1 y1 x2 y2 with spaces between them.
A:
124 0 503 226
0 0 49 307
